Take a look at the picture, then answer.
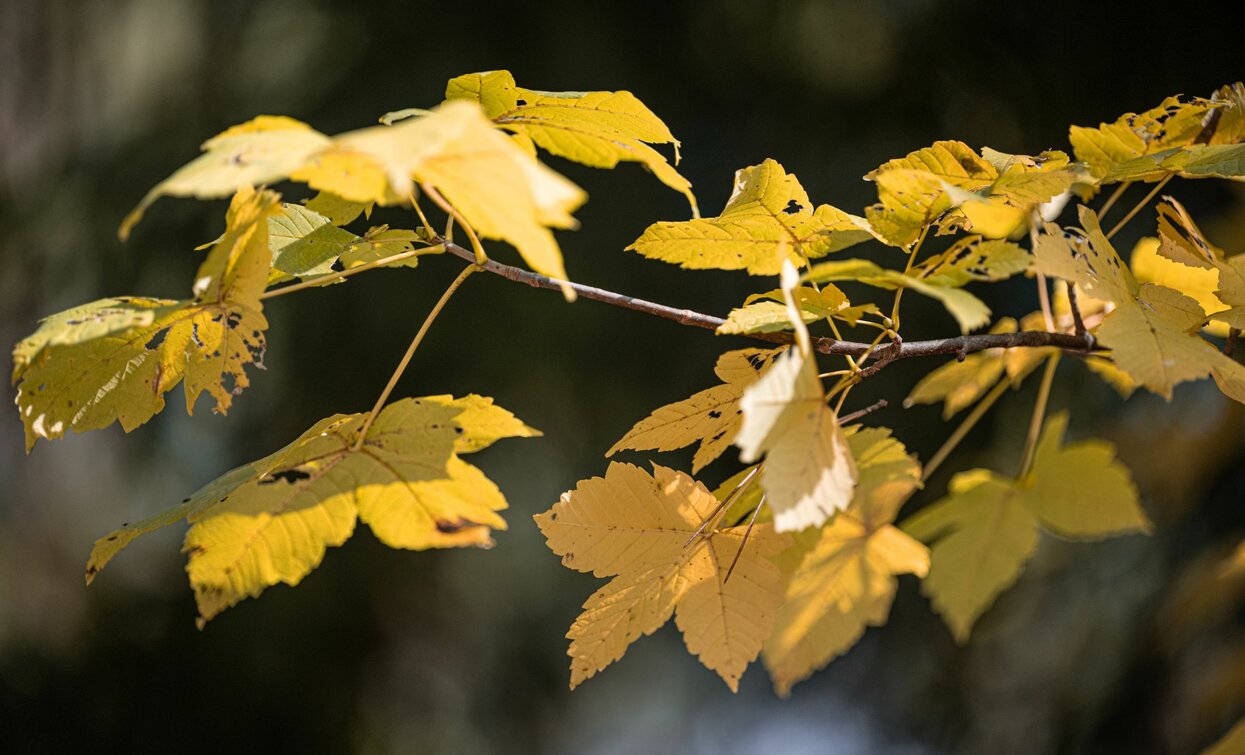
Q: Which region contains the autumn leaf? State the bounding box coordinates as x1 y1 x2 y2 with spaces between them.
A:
1070 94 1220 180
736 262 858 532
86 394 538 623
445 70 697 214
1033 205 1245 402
14 188 280 450
302 190 373 226
864 141 997 247
717 285 856 335
120 100 587 291
120 116 331 239
913 236 1031 287
535 462 791 691
607 348 783 473
627 160 876 275
291 101 587 286
762 428 928 695
903 318 1046 419
902 413 1150 641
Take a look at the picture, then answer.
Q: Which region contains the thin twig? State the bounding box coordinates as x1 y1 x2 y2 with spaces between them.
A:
352 265 478 450
260 246 443 300
1017 354 1060 478
723 495 765 584
921 377 1012 482
685 465 762 546
839 399 888 424
1066 283 1088 337
1096 181 1131 222
441 242 1099 360
1106 175 1172 239
423 184 487 264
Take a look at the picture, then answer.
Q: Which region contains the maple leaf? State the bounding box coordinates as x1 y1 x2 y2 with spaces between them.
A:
902 413 1150 642
905 319 1025 418
534 462 791 691
14 188 281 450
762 428 928 695
864 141 997 247
291 101 587 286
735 262 858 532
445 70 697 215
607 348 783 473
119 116 332 239
627 160 876 275
86 395 539 623
120 100 587 291
302 190 373 226
1069 94 1220 180
1033 205 1245 402
717 285 860 336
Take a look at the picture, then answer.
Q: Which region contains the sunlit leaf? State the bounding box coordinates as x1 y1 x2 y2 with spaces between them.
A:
762 429 927 695
87 395 538 622
628 160 876 274
15 189 280 449
445 70 697 214
607 348 783 472
120 117 331 239
535 462 791 690
805 257 991 333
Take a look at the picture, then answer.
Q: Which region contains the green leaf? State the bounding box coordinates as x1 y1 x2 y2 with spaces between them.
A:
903 413 1148 641
15 188 280 449
86 395 539 623
627 160 876 275
267 203 362 284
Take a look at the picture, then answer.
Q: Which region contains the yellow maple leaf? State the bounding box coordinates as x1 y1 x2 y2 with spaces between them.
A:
86 394 539 623
1034 205 1245 401
627 160 875 275
606 347 783 473
717 285 856 335
14 188 281 450
1070 94 1219 180
120 101 588 291
534 462 791 691
445 70 697 215
902 413 1150 642
762 428 928 695
293 101 587 285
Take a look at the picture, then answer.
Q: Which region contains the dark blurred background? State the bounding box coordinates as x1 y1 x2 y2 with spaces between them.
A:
3 1 1245 753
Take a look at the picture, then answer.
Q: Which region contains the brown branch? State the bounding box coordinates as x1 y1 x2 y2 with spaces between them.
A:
443 242 1098 362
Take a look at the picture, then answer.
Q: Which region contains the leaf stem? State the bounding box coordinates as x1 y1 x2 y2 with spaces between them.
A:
890 226 929 332
1096 181 1132 222
422 183 488 265
921 377 1012 482
352 264 478 450
1106 175 1172 239
260 246 444 300
1017 353 1060 478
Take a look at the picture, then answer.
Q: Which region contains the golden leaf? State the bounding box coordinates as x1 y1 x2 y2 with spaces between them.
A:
627 160 875 274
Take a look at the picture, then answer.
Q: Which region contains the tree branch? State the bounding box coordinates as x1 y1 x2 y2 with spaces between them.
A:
443 242 1098 361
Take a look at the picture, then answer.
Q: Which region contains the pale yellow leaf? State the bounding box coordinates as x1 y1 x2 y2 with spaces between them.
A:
535 463 791 690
